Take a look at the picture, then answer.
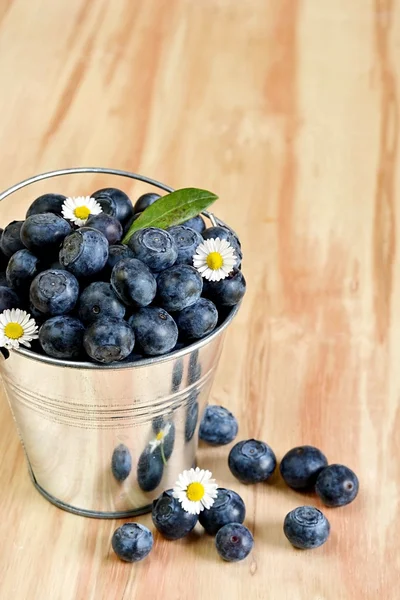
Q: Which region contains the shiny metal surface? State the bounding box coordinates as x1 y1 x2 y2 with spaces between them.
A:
0 168 241 517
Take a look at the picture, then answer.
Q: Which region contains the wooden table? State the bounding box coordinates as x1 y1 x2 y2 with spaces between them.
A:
0 1 398 598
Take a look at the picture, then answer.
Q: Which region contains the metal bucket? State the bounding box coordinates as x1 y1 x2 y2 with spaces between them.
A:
0 168 240 518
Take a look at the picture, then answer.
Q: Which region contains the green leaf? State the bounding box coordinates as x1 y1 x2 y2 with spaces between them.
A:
122 188 218 244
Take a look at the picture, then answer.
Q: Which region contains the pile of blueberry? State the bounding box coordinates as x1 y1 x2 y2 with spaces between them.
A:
0 189 246 363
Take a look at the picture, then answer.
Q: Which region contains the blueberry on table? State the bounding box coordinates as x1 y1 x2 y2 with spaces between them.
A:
20 214 72 256
137 447 164 492
280 446 328 490
6 249 41 292
156 264 203 312
315 464 359 507
101 244 135 279
167 225 203 266
152 489 198 540
199 488 246 535
199 405 238 446
202 268 246 307
39 316 85 359
182 215 206 234
175 298 218 339
0 221 25 258
111 258 157 308
127 227 178 272
129 307 178 356
0 286 20 313
133 192 161 214
112 523 153 562
228 439 277 484
59 228 109 278
283 506 330 549
215 523 254 562
111 443 132 482
30 269 79 315
83 317 135 363
78 282 125 325
202 225 242 266
26 193 66 218
91 187 134 225
85 213 123 245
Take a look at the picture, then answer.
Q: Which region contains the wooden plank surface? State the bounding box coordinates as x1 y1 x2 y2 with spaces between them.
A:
0 0 399 598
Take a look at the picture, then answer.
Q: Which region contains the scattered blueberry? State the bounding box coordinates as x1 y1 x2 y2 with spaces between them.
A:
92 187 134 225
202 226 242 266
0 221 25 258
280 446 328 490
228 439 277 484
133 192 161 214
202 268 246 307
112 523 153 562
0 286 20 313
85 213 123 245
127 227 178 272
199 405 238 446
83 317 135 363
6 249 41 292
175 298 218 339
129 307 178 356
167 225 203 265
101 244 135 279
152 489 198 540
111 443 132 482
111 258 157 308
182 215 206 234
137 447 164 492
185 393 199 442
20 214 72 256
215 523 254 562
26 193 66 218
78 282 125 325
199 488 246 535
315 464 359 507
283 506 330 549
157 265 203 312
59 228 109 278
30 269 79 315
39 316 85 359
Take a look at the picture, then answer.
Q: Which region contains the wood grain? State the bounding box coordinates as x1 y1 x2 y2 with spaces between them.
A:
0 0 399 598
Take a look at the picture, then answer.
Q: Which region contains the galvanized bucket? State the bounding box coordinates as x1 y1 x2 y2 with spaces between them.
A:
0 168 240 518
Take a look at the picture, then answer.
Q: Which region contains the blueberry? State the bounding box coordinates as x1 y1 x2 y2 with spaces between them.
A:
152 489 198 540
175 298 218 339
157 265 203 312
6 249 41 292
111 258 157 308
20 214 72 257
280 446 328 490
182 215 206 234
83 317 135 363
0 221 25 258
202 268 246 307
112 523 153 562
0 272 8 287
26 193 66 218
137 447 164 491
111 443 132 482
199 405 238 446
129 307 178 356
78 282 125 325
101 244 135 279
133 192 161 214
228 439 277 484
185 394 199 442
28 302 46 325
283 506 330 549
91 187 134 225
0 286 20 312
127 228 178 272
39 316 85 359
167 226 203 265
123 212 143 235
85 213 123 245
30 269 79 315
315 464 359 507
199 488 246 535
215 523 254 562
59 228 109 278
203 226 242 266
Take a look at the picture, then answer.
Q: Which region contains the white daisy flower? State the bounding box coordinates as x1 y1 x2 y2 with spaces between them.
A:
62 196 102 226
0 309 39 350
193 238 237 282
173 467 218 514
149 422 172 453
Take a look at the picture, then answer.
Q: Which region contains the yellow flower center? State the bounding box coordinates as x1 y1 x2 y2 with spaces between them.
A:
186 482 205 502
156 431 164 441
206 252 223 270
74 206 91 220
4 323 24 340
